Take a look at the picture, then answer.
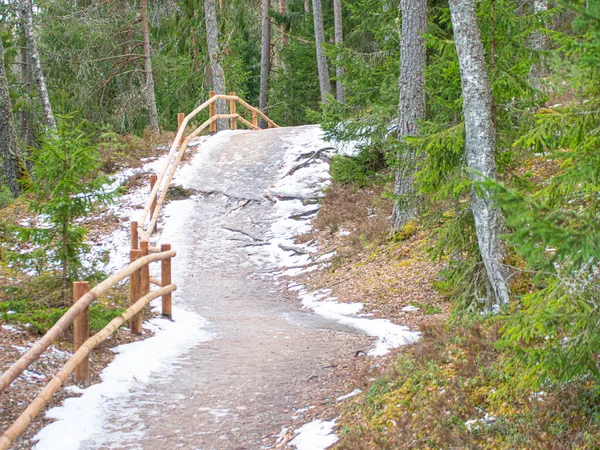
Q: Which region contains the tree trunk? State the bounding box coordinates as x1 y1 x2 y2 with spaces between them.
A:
280 0 287 47
19 45 35 150
391 0 427 230
311 0 331 103
449 0 510 307
0 38 24 197
333 0 346 103
259 0 271 129
529 0 548 87
204 0 229 131
20 0 57 134
141 0 160 133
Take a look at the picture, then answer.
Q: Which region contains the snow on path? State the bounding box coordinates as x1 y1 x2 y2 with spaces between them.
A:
290 419 339 450
33 136 217 450
33 126 418 449
250 126 420 357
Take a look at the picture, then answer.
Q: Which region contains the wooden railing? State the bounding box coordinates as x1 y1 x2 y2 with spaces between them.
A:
0 94 277 449
136 91 278 243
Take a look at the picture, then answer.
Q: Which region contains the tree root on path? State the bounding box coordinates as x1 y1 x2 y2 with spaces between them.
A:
198 189 263 204
278 243 313 255
265 147 335 192
289 208 319 220
225 199 251 216
221 226 264 242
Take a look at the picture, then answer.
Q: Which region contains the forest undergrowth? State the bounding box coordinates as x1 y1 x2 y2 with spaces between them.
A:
299 148 600 449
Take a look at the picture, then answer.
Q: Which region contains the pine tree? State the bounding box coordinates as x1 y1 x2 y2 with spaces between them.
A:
12 115 113 302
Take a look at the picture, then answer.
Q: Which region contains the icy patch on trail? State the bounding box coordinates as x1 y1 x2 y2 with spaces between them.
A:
85 135 211 274
290 419 339 450
250 125 420 356
33 308 212 450
34 136 217 450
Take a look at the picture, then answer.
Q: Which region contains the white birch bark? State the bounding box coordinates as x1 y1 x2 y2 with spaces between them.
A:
0 38 24 197
141 0 160 133
449 0 510 307
333 0 346 103
20 0 56 134
259 0 271 129
391 0 426 230
204 0 229 130
311 0 331 103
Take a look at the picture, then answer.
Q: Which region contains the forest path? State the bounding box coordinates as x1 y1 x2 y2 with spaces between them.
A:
74 126 369 449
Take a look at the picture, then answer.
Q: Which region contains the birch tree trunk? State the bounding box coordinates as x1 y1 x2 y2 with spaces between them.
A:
449 0 511 307
204 0 229 131
259 0 271 129
0 39 24 197
311 0 331 103
333 0 346 103
391 0 426 230
141 0 160 133
20 0 56 134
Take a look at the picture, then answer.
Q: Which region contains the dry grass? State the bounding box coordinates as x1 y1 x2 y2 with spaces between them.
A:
295 182 447 329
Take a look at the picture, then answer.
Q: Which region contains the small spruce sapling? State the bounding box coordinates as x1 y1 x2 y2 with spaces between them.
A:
12 114 113 302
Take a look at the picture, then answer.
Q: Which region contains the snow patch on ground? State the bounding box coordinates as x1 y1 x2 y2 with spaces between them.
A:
290 419 339 450
34 136 215 450
251 126 420 356
33 307 212 449
336 388 362 402
85 136 211 274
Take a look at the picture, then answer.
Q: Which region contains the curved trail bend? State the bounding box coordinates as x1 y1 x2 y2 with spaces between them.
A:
36 126 372 450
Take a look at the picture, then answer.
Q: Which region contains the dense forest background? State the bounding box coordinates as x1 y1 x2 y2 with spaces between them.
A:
2 0 600 446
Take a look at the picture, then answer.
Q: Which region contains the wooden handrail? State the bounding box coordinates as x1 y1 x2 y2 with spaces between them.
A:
137 94 278 241
0 250 176 393
0 93 279 449
0 284 177 450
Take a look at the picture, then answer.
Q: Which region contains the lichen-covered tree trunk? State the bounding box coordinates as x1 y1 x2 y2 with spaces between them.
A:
0 39 24 197
259 0 271 129
333 0 346 103
312 0 331 103
204 0 229 130
141 0 160 133
20 0 56 134
391 0 426 230
449 0 510 307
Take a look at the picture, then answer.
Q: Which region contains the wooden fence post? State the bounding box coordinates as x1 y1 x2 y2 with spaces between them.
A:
161 243 172 319
252 110 258 129
129 249 143 334
229 92 237 130
209 91 217 135
177 112 185 146
73 281 89 385
149 174 157 223
140 240 150 299
130 221 138 250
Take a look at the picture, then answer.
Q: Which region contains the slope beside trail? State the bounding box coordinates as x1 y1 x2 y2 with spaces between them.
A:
34 126 374 450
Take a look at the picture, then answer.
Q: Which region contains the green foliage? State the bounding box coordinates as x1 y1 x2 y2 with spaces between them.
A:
0 273 125 334
391 219 418 241
8 114 113 295
337 324 600 449
330 149 387 186
476 2 600 387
